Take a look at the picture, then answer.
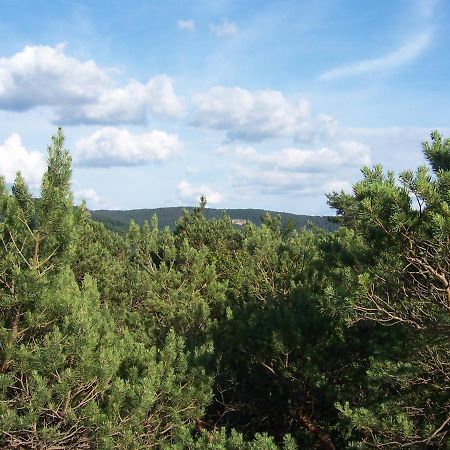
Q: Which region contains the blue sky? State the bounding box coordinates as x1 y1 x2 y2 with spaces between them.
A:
0 0 449 214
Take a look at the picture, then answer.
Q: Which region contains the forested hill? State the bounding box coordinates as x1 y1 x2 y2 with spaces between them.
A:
90 207 337 233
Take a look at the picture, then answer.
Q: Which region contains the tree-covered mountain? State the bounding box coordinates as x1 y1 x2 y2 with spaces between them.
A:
91 207 337 234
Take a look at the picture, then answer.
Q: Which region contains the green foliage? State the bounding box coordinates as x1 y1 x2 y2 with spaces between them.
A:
328 131 450 449
166 428 298 449
423 129 450 173
38 128 76 268
1 129 449 449
0 130 213 449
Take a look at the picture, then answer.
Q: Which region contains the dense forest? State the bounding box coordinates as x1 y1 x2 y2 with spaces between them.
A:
0 129 449 449
91 208 336 235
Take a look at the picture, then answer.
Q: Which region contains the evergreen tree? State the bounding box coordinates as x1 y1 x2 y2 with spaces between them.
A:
328 131 450 448
0 130 214 448
38 127 75 269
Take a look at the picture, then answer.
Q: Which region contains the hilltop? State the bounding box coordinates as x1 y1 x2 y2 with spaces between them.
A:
90 206 337 233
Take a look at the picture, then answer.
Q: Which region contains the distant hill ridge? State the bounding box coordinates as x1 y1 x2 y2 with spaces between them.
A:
90 207 337 233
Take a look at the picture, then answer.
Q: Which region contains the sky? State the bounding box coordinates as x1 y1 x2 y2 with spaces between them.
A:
0 0 449 214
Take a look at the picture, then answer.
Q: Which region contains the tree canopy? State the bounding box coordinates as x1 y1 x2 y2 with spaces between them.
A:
0 129 448 449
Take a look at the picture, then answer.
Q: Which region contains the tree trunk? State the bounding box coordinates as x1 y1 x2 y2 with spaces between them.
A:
298 408 336 450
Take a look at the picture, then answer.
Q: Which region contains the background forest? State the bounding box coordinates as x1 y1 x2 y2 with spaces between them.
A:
0 129 449 449
90 208 336 235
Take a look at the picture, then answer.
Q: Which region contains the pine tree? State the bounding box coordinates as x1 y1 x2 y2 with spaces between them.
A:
38 127 75 269
329 131 450 448
0 130 215 448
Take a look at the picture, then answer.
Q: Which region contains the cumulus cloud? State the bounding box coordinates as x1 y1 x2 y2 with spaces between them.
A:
0 133 46 186
176 180 223 204
235 141 370 172
294 113 341 144
231 140 370 196
233 166 352 196
192 86 309 141
73 127 182 168
319 32 431 81
177 19 195 31
0 43 109 111
74 188 107 208
58 75 184 125
210 19 239 37
0 44 183 124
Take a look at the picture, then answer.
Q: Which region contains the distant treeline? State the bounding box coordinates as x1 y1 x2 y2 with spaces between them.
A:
90 207 337 233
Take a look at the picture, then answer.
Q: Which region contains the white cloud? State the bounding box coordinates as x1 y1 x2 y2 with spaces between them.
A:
0 133 46 186
0 44 109 110
235 141 370 172
192 86 309 141
177 19 195 31
292 114 349 149
176 180 223 204
73 127 182 168
319 32 431 81
74 188 106 208
233 166 352 196
231 140 370 196
58 75 184 125
211 19 239 37
0 44 183 124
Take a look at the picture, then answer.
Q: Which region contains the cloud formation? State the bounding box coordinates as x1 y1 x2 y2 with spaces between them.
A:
0 133 46 186
73 127 182 168
0 44 108 111
319 32 431 81
234 166 353 196
0 44 183 124
192 86 309 141
58 75 183 125
235 141 370 172
176 180 223 204
210 19 239 37
231 140 369 196
74 188 107 208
